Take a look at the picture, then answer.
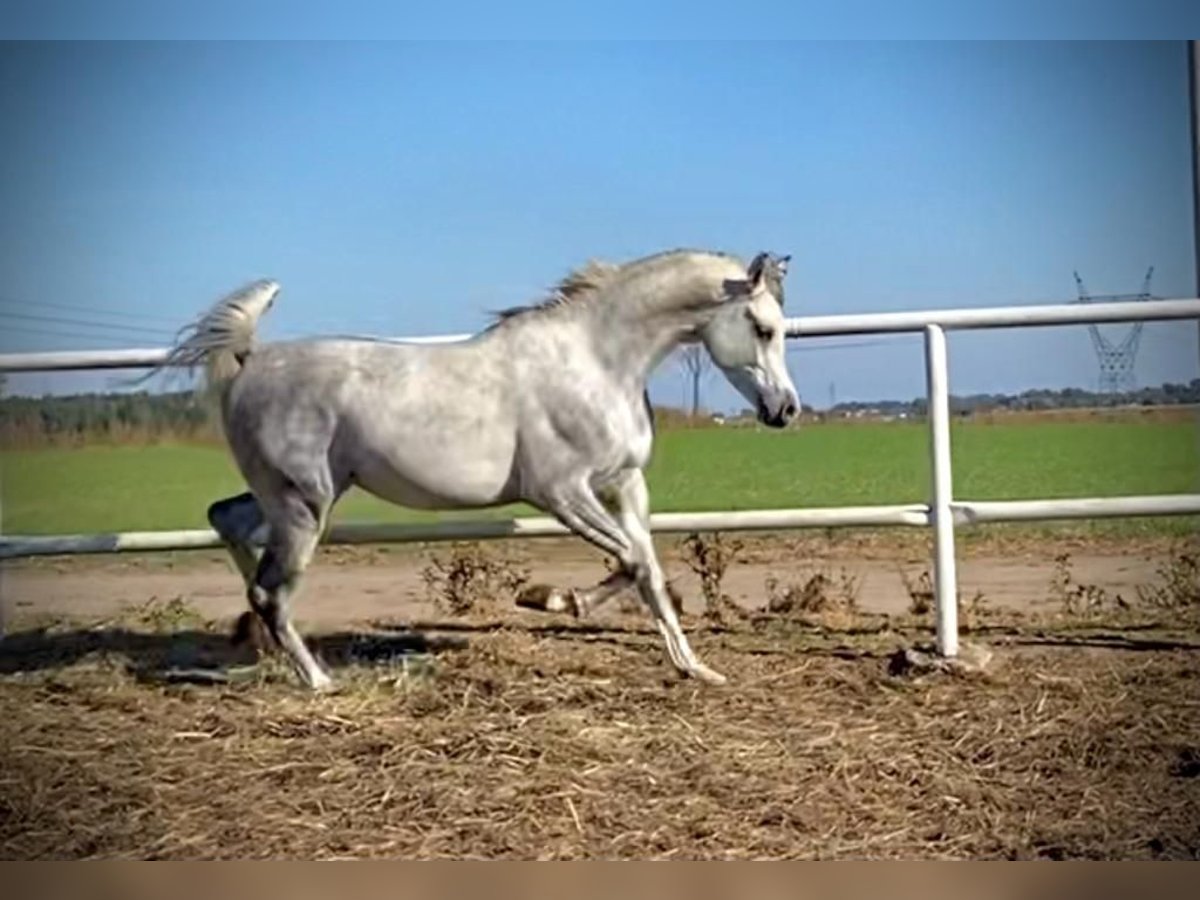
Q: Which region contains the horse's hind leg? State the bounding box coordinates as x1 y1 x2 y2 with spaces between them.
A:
208 492 266 586
250 489 333 690
516 570 632 617
208 492 270 647
515 569 685 618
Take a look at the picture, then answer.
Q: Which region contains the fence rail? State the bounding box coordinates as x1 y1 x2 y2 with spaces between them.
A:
4 494 1198 562
4 297 1200 372
3 296 1199 657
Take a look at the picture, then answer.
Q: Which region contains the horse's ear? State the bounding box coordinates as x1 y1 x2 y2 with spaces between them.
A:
747 252 790 289
747 252 770 289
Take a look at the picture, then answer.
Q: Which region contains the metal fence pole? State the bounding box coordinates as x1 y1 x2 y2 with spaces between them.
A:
924 324 959 657
1188 41 1200 501
1189 41 1200 352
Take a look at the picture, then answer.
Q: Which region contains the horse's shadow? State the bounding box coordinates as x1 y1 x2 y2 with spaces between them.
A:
0 613 671 684
0 625 469 683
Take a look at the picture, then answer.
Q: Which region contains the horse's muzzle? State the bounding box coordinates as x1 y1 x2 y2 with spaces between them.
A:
758 393 799 429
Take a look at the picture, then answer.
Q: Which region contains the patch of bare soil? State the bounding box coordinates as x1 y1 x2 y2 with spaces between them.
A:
2 532 1187 628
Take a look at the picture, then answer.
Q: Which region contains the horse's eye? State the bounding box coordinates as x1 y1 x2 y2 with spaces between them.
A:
754 322 775 342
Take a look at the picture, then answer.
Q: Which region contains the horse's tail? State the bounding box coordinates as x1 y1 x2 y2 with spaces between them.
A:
157 279 281 405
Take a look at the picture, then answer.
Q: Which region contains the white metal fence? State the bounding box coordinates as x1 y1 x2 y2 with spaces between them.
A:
3 297 1200 657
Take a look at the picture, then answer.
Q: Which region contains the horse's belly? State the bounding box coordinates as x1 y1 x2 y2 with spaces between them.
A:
350 449 515 510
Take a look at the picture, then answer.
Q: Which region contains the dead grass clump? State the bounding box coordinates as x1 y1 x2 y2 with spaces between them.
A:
1041 548 1200 630
680 532 746 625
762 567 860 630
421 544 531 617
899 567 990 627
126 595 210 633
1048 553 1129 618
900 567 935 616
1137 551 1200 616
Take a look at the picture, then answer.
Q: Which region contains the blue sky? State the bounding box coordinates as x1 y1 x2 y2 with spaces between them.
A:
2 2 1195 41
1 41 1197 410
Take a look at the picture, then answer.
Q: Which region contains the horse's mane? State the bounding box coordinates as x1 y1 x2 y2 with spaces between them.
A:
489 248 742 325
491 259 621 322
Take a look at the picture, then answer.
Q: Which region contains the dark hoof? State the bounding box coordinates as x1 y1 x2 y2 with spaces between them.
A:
515 584 578 615
231 611 272 651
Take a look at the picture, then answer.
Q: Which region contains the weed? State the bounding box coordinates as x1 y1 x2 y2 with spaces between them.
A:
1048 553 1127 618
899 567 989 625
764 568 860 616
761 567 861 630
681 532 745 624
129 595 208 633
900 568 934 616
421 544 531 617
961 589 990 628
1136 550 1200 615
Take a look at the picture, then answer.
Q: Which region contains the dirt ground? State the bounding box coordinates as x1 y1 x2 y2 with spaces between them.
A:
2 531 1199 860
0 532 1182 628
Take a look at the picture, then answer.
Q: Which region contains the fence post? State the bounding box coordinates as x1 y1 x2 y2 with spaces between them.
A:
924 324 959 657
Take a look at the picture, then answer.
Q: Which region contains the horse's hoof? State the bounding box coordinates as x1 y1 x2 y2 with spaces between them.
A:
687 663 728 686
231 611 273 652
566 589 589 619
515 584 576 615
306 671 336 693
230 611 256 646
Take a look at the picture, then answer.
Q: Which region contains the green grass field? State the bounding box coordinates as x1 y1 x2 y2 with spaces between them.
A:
2 420 1197 536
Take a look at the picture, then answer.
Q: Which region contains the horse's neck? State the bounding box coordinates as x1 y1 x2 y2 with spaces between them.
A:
580 298 698 390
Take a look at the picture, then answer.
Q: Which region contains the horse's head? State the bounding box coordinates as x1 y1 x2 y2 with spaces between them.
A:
700 252 799 428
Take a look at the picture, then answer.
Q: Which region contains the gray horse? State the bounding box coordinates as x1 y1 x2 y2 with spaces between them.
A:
164 248 798 689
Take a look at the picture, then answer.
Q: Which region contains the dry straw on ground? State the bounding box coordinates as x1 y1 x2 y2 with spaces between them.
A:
2 599 1199 859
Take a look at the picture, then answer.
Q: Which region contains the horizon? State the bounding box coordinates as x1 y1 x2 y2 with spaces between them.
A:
5 371 1198 416
1 41 1197 410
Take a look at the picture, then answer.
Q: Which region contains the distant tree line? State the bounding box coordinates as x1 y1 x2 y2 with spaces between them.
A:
0 390 216 447
828 379 1200 418
1 378 1197 446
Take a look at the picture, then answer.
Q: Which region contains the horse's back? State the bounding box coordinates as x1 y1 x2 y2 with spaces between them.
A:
222 336 522 509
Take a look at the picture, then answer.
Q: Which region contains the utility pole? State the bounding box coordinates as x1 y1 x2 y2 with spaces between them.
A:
675 345 710 418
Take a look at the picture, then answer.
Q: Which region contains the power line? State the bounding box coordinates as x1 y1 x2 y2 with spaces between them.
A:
0 295 183 326
0 309 176 337
786 336 917 354
0 323 158 346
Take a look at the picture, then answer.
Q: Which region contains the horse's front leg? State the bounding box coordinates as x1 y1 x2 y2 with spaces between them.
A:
608 468 726 685
537 472 725 685
515 481 686 618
